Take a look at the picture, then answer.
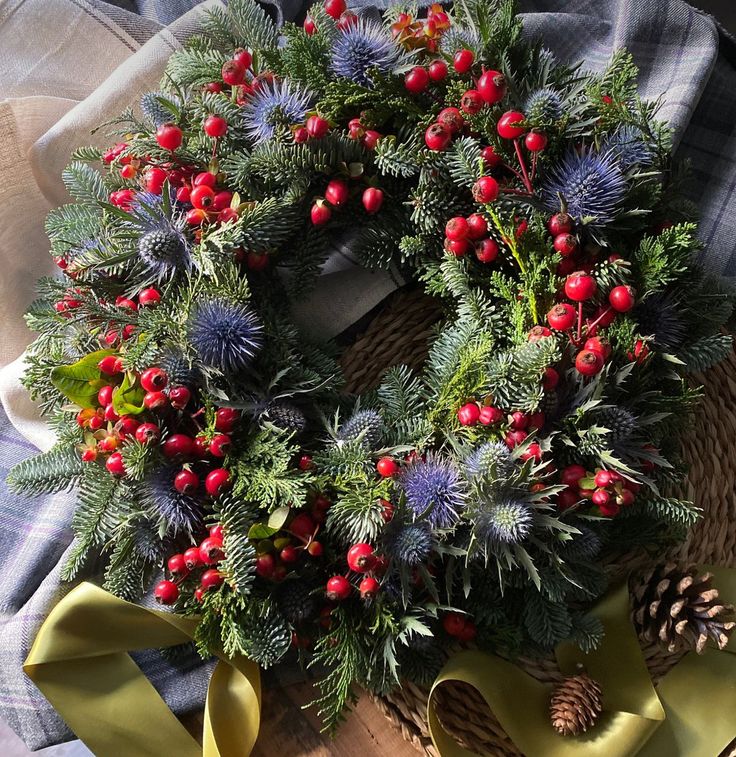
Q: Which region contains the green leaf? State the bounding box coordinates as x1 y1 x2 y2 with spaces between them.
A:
50 350 115 408
248 522 279 540
112 372 145 416
267 506 290 530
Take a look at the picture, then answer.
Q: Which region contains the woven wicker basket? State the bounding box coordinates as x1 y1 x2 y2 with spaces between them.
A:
340 286 736 757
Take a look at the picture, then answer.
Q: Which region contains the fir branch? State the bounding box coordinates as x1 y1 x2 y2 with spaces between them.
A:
7 445 85 496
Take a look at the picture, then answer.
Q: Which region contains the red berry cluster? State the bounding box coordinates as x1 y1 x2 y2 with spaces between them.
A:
310 174 384 226
443 212 499 262
326 542 383 601
442 612 477 642
556 465 639 517
156 524 227 605
456 402 544 459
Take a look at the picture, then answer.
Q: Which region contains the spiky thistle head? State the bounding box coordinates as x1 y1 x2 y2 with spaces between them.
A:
523 87 564 122
276 580 318 624
465 442 515 482
241 79 313 144
399 452 466 528
336 408 384 449
144 465 203 534
440 26 480 56
155 347 201 387
635 292 687 350
601 125 653 170
132 191 191 280
330 20 404 87
473 497 534 547
541 146 627 226
383 520 433 565
595 406 637 445
187 298 263 374
263 401 307 435
140 91 180 127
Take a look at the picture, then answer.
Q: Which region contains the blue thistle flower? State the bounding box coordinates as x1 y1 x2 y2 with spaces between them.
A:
465 442 514 481
140 91 181 127
336 409 384 449
132 191 191 280
601 125 653 170
144 466 203 534
474 498 534 546
523 87 564 122
188 298 263 374
541 147 627 226
399 453 466 528
241 79 313 144
383 520 433 565
330 20 404 87
440 26 480 56
635 292 687 349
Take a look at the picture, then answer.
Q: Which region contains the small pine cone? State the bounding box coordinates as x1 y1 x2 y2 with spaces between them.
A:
632 562 736 653
264 401 307 436
549 671 603 736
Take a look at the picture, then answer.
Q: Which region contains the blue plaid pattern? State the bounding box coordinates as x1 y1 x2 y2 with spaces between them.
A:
2 0 736 750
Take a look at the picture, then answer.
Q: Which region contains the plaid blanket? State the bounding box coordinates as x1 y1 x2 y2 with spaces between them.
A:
1 0 735 750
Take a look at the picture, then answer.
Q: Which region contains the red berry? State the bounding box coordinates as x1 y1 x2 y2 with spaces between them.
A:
154 580 179 605
190 185 215 210
167 554 189 579
233 48 252 68
496 110 526 139
542 366 560 391
174 469 199 494
303 15 316 34
347 543 375 573
457 402 480 426
617 488 635 507
293 126 309 143
592 489 610 507
209 433 232 458
193 171 217 188
584 337 610 360
347 118 364 139
204 115 228 137
306 115 330 139
359 576 380 599
510 411 529 430
117 417 140 437
246 251 268 270
528 411 545 430
553 233 578 257
479 405 503 425
528 325 552 342
575 350 604 376
298 454 314 471
213 191 233 212
598 501 620 518
103 404 120 423
200 569 224 590
134 423 160 444
443 612 466 637
337 11 358 30
376 457 399 477
326 575 351 601
362 187 384 214
186 208 207 226
215 407 239 432
481 145 502 168
557 489 580 510
325 178 349 206
280 545 299 564
521 443 543 462
106 452 126 477
290 513 315 539
194 587 205 603
311 200 331 226
476 69 507 104
424 122 452 151
594 469 614 488
324 0 346 18
457 620 477 642
176 185 191 203
199 536 225 565
565 272 597 302
210 524 224 540
428 60 448 82
453 49 475 73
524 130 548 152
254 553 275 579
205 468 231 497
503 430 528 448
97 435 118 453
472 176 499 203
144 166 167 194
380 499 395 522
437 107 464 135
98 355 123 375
138 288 161 307
561 464 587 487
184 547 202 570
307 541 324 557
97 384 114 406
548 213 574 236
404 66 430 93
163 434 195 459
609 285 636 312
475 238 499 263
140 367 168 392
155 123 183 151
168 385 191 410
466 213 488 240
110 189 136 210
547 303 576 331
445 238 471 257
445 216 469 241
362 130 381 149
460 89 484 115
221 60 246 86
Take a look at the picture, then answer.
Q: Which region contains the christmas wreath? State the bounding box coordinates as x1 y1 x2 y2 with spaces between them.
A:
8 0 734 731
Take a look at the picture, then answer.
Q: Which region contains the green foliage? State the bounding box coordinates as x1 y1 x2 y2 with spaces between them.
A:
62 162 107 204
676 333 733 373
7 444 85 496
633 224 698 293
213 494 258 595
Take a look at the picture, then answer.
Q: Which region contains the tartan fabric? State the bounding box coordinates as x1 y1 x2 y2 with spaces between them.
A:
2 0 736 750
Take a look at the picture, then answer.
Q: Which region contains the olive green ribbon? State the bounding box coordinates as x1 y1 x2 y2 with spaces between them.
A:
23 583 261 757
428 565 736 757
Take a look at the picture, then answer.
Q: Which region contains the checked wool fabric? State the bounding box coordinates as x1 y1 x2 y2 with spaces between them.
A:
1 0 736 750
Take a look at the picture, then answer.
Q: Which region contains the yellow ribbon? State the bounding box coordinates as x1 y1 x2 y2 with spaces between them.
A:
428 567 736 757
23 583 261 757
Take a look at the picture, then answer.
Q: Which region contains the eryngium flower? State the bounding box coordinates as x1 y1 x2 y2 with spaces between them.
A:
188 298 263 374
264 401 307 435
155 347 200 387
474 498 534 546
145 465 202 534
596 406 636 444
133 192 191 280
399 453 466 528
330 20 403 87
336 408 384 449
439 26 481 56
465 442 514 481
383 520 433 565
541 147 627 226
523 87 564 122
635 292 687 350
601 125 653 170
241 79 312 144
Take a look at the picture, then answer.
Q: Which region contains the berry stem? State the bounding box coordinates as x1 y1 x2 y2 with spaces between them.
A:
500 187 533 198
513 138 534 194
500 161 526 185
576 301 584 343
587 306 614 333
530 152 538 182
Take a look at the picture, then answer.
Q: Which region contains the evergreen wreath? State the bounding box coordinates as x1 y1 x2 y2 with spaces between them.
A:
8 0 734 729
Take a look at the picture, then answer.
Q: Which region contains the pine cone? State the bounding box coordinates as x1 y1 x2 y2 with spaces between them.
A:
632 562 736 653
549 671 603 736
